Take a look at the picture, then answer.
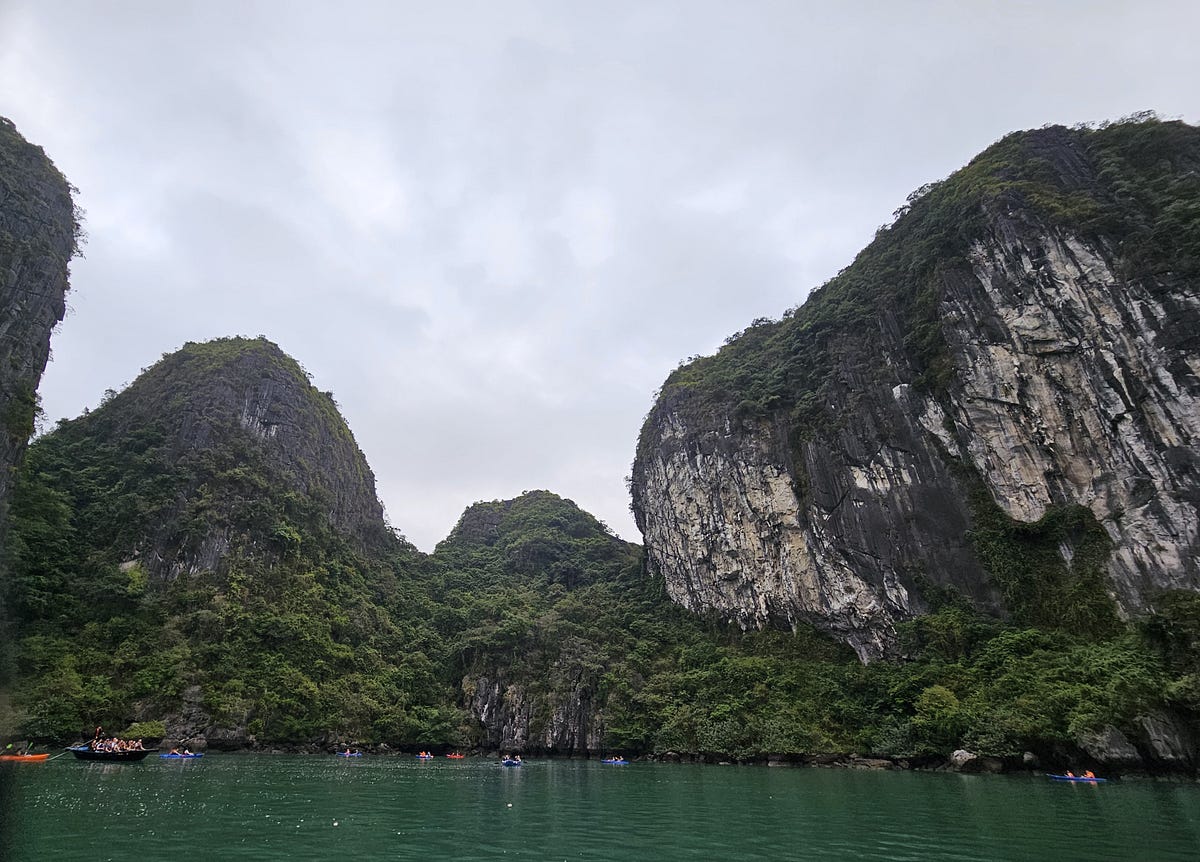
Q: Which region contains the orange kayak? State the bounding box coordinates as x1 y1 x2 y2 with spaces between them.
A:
0 753 50 762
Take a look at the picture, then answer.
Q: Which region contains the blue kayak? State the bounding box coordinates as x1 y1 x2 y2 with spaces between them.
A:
1047 774 1106 782
337 752 363 757
501 759 522 766
602 759 629 765
160 753 203 759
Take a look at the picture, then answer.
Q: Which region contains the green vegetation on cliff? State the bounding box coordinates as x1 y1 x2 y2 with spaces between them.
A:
644 114 1200 444
4 337 458 744
6 110 1200 774
8 438 1194 766
0 116 84 726
630 113 1199 672
634 118 1200 589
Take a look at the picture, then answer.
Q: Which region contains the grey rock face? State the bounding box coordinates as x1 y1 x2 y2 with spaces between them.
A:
1136 712 1195 767
944 220 1200 611
634 398 994 660
1078 725 1143 768
0 117 77 543
949 749 979 771
176 342 386 545
466 672 603 754
632 126 1200 659
72 337 391 580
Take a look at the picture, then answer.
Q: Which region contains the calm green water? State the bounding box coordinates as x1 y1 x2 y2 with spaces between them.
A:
3 755 1199 860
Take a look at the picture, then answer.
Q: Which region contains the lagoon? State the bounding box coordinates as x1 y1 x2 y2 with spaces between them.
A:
3 755 1199 860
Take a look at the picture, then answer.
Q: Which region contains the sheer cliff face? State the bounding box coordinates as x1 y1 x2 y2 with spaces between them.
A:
0 118 77 537
633 384 989 661
631 121 1200 660
944 214 1199 608
60 337 391 579
466 674 604 754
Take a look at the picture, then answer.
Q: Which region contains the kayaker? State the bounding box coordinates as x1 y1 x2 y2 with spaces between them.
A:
1065 771 1075 777
1084 770 1095 778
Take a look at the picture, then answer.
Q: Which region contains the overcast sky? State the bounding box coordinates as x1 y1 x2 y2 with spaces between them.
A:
1 1 1197 550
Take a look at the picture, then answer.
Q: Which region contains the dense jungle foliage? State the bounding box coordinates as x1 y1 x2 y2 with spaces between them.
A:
3 117 1198 767
5 437 1199 766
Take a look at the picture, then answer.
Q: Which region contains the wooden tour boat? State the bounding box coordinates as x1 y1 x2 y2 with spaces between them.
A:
68 746 158 762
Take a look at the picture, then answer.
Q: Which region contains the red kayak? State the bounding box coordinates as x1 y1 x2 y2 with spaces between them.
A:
0 753 50 762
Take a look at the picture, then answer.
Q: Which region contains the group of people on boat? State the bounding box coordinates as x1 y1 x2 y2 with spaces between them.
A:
88 725 145 753
89 736 146 753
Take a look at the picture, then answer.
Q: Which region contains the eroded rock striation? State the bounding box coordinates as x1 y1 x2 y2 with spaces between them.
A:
631 119 1200 660
465 673 604 754
0 117 78 541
